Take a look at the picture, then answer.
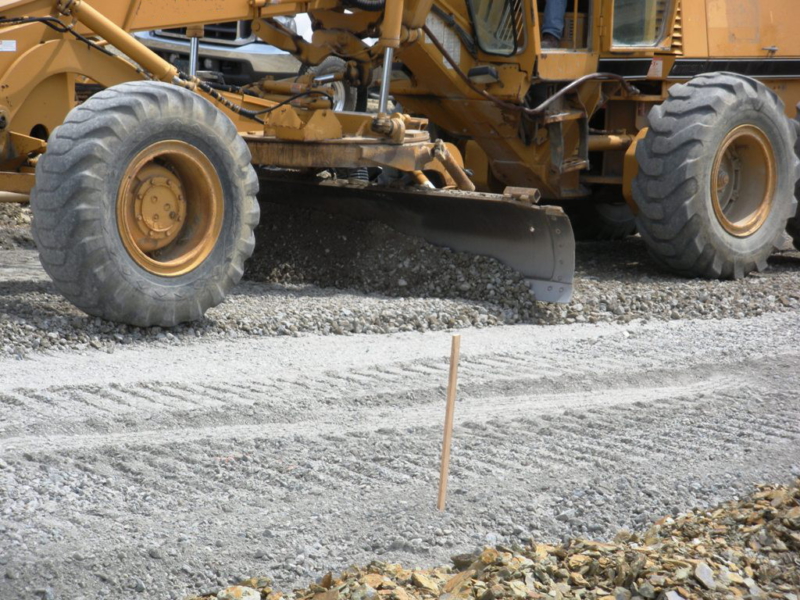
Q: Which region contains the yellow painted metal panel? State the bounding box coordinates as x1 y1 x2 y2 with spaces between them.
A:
679 0 709 58
706 0 800 58
537 52 600 81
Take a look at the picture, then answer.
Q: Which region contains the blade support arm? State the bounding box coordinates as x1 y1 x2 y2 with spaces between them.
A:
57 0 177 82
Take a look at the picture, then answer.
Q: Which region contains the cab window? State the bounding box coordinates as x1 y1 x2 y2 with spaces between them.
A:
612 0 672 47
467 0 523 56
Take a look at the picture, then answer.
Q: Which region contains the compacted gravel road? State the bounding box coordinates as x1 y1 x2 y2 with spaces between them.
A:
1 311 799 600
2 200 800 358
2 201 800 599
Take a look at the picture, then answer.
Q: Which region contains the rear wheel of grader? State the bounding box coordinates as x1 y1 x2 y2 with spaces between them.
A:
787 109 800 250
566 187 637 241
633 72 799 278
31 81 260 327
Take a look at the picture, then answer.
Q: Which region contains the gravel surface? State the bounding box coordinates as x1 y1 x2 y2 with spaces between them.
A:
0 203 33 251
196 481 800 600
1 200 799 358
1 312 799 599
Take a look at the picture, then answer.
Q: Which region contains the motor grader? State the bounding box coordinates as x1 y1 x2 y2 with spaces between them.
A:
0 0 797 327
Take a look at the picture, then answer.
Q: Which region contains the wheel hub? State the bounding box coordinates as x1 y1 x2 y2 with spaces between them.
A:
133 165 187 249
714 152 741 215
710 124 776 237
117 140 224 278
716 168 731 194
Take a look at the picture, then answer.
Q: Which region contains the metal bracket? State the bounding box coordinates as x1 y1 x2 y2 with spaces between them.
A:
547 113 590 175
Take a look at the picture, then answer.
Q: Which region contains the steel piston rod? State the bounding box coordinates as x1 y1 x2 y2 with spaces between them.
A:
378 47 394 115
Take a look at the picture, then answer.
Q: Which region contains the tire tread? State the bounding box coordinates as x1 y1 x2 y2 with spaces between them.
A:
634 72 799 278
31 81 260 327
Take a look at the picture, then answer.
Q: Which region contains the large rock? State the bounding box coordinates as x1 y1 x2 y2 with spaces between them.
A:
217 586 261 600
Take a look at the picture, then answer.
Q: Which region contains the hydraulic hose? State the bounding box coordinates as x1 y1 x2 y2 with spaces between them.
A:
421 24 639 118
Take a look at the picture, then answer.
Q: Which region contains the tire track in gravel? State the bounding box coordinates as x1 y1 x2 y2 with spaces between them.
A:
0 346 751 444
0 370 736 455
1 315 799 600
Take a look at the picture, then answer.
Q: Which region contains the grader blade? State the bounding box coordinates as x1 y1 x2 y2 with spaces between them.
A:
259 178 575 303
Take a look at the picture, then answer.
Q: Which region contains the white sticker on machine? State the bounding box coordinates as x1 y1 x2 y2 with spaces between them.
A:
647 57 664 79
424 14 461 69
0 41 17 52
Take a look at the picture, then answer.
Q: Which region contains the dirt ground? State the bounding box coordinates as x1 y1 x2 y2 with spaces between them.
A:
1 312 799 599
1 202 799 600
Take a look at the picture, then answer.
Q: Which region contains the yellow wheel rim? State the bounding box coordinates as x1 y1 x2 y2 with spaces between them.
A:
117 141 224 277
711 124 776 238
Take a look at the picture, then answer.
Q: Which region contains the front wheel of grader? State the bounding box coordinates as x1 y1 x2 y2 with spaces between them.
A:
30 81 260 327
633 72 799 278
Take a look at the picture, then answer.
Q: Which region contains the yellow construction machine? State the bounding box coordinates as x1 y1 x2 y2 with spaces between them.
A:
0 0 797 326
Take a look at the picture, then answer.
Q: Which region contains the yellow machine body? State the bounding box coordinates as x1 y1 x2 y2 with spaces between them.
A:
388 0 800 202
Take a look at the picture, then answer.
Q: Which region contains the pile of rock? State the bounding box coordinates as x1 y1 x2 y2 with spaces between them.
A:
188 481 799 600
0 203 33 250
247 203 800 328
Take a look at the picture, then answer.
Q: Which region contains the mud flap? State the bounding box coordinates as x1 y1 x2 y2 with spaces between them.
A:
258 178 575 303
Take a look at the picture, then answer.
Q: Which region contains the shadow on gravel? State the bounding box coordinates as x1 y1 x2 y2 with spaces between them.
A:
0 280 53 296
246 200 800 325
769 253 800 268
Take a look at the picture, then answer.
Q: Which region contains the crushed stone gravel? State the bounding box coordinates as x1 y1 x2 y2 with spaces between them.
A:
0 203 33 251
190 480 800 600
2 311 800 600
0 200 799 358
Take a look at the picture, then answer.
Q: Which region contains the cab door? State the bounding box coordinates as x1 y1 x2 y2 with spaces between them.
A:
535 0 601 81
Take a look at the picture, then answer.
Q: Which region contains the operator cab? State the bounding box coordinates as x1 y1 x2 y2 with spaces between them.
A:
610 0 676 46
464 0 677 60
537 0 592 51
535 0 674 53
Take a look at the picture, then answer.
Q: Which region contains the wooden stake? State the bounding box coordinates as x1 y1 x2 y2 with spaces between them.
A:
437 334 461 511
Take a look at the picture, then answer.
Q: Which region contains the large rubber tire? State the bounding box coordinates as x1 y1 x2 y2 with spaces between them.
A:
31 81 260 327
633 72 799 278
788 108 800 250
306 57 358 112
